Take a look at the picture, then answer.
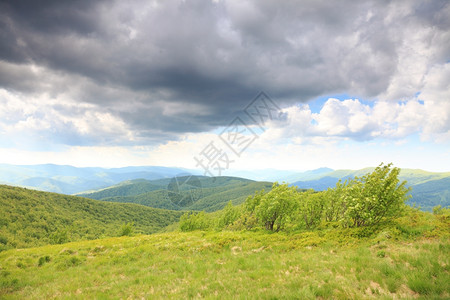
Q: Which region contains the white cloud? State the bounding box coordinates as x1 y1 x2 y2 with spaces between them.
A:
0 88 136 148
259 66 450 145
420 64 450 142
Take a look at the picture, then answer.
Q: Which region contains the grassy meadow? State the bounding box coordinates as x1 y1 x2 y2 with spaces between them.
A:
1 210 449 299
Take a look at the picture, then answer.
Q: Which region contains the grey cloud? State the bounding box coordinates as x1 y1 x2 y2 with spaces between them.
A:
0 0 448 146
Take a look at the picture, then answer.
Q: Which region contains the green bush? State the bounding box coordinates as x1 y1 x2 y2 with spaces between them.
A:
119 222 135 236
218 201 240 229
179 212 211 231
38 256 50 266
242 163 410 232
49 229 69 244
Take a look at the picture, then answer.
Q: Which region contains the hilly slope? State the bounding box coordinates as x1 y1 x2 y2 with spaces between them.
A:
0 211 448 299
0 185 182 250
409 177 450 209
78 179 166 199
80 176 273 212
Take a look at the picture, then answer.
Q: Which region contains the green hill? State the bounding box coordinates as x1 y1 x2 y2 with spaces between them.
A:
77 179 166 200
80 176 273 212
0 185 182 250
100 190 181 210
188 181 273 212
409 177 450 210
0 210 448 299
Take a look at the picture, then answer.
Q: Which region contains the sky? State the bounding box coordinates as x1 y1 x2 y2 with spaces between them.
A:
0 0 449 174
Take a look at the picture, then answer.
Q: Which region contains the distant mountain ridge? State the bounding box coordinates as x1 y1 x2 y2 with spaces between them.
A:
0 164 197 194
288 168 450 211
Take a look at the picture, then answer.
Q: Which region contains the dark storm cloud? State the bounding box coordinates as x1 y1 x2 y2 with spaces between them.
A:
0 0 448 146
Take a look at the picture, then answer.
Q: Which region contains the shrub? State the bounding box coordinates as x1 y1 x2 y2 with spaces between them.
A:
119 222 135 236
0 235 7 245
38 255 51 266
323 180 348 222
218 201 240 229
179 211 211 231
49 229 69 244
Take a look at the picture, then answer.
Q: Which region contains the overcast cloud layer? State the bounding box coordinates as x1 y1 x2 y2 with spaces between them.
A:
0 0 449 149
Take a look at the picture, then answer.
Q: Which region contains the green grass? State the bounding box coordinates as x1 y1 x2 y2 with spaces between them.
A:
0 226 448 299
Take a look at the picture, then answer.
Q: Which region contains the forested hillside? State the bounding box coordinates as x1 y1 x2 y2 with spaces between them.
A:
0 185 182 250
80 176 273 212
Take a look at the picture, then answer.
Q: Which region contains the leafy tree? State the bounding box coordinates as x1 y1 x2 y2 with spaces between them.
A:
323 180 348 222
433 205 443 215
297 190 326 229
244 190 265 213
432 205 450 216
341 163 411 227
254 183 299 231
218 201 240 229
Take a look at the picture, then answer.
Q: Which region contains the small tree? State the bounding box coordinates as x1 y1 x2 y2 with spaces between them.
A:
119 222 134 236
297 190 326 229
342 163 411 227
324 180 348 222
244 190 265 213
255 183 299 231
432 205 443 215
218 201 240 229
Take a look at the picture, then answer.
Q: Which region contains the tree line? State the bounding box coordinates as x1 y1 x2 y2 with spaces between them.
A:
180 163 412 232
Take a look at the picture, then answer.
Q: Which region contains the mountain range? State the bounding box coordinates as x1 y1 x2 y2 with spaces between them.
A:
0 164 197 194
1 163 449 211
